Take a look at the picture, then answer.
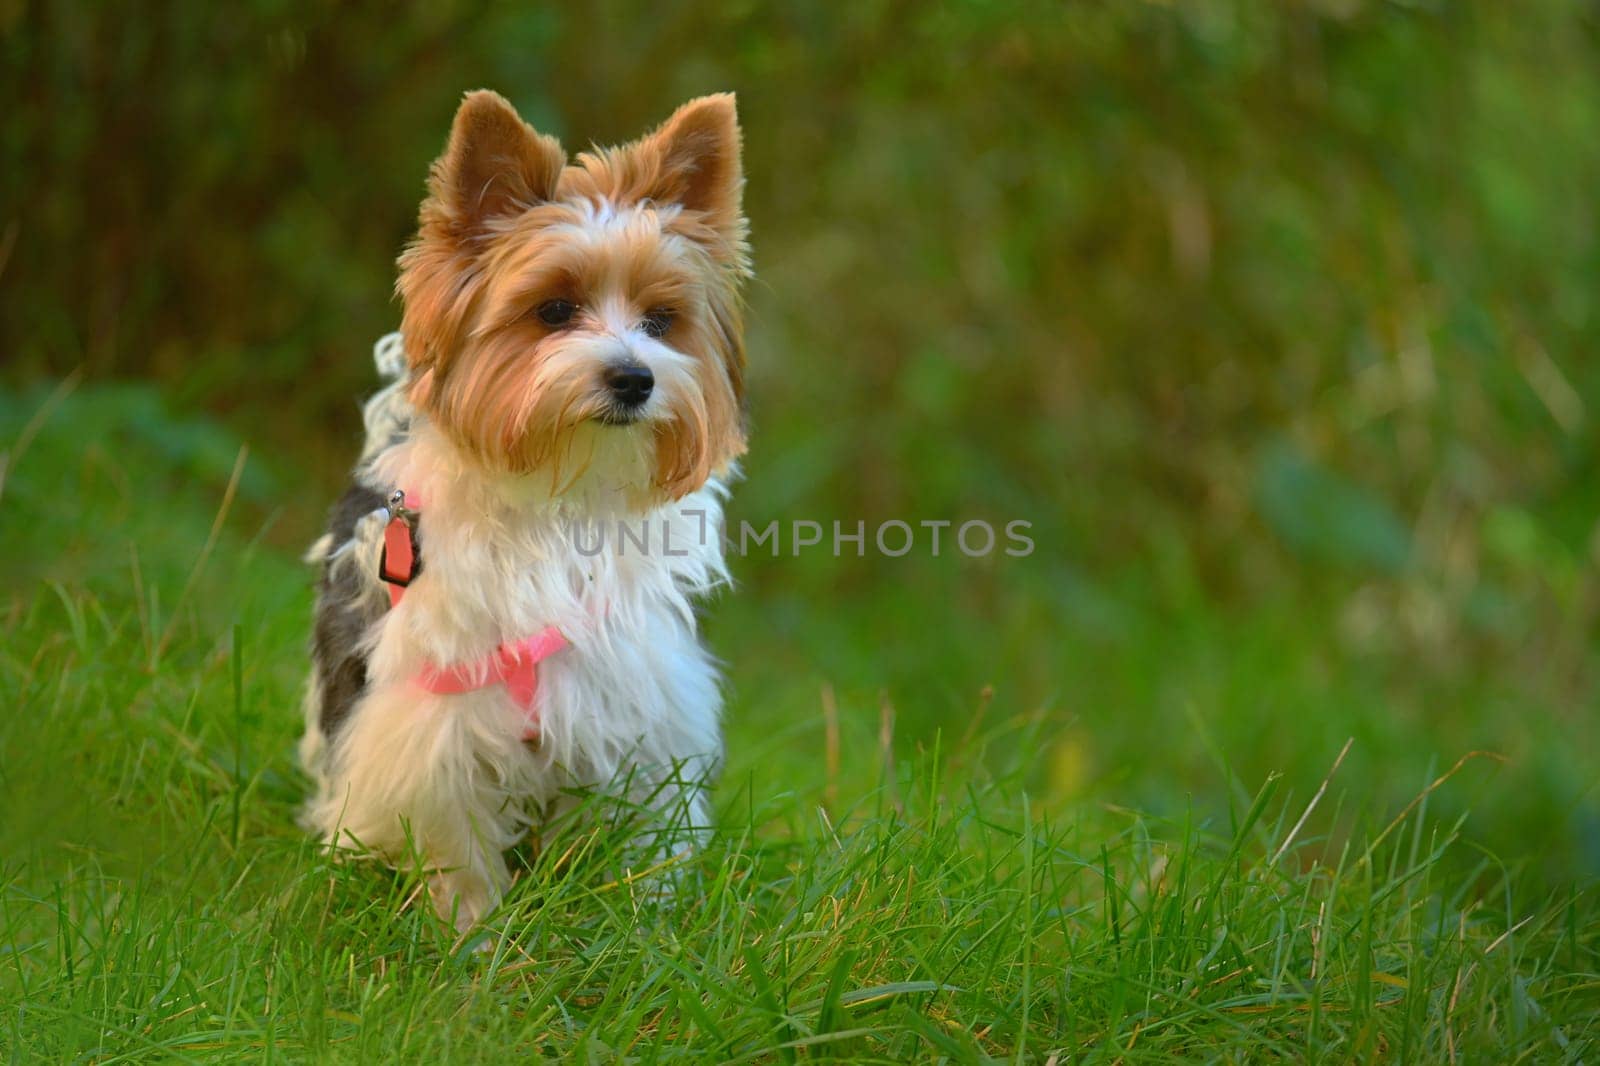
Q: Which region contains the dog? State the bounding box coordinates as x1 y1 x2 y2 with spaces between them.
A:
298 90 751 931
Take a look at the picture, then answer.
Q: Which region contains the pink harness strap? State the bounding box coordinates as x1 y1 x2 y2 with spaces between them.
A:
378 488 568 742
414 625 569 741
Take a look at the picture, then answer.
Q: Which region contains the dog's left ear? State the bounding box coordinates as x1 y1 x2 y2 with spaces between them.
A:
639 93 744 247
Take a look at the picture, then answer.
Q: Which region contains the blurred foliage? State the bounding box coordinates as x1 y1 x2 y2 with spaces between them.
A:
3 2 1599 870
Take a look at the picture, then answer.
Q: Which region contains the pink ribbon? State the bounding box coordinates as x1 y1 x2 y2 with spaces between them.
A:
413 626 569 741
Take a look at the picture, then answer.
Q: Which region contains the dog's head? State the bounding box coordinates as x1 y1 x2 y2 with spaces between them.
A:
398 91 750 504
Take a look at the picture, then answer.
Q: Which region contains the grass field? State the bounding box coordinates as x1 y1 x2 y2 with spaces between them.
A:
3 386 1597 1062
7 3 1600 1059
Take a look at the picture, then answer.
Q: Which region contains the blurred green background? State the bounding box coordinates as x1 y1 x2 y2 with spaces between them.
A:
3 1 1597 884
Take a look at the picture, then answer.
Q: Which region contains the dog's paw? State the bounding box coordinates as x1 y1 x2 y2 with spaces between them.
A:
428 869 498 934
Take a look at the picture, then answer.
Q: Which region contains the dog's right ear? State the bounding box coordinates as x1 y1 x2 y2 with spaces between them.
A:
430 90 566 233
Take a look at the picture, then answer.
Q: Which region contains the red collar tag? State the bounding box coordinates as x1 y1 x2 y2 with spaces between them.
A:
378 489 420 608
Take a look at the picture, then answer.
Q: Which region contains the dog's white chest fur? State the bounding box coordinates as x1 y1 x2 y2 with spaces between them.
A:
300 420 729 927
381 423 727 779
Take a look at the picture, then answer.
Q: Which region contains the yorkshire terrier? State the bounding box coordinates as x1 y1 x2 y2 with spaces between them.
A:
298 91 750 931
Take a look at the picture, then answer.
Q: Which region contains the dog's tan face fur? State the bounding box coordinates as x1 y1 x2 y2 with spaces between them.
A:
397 92 750 502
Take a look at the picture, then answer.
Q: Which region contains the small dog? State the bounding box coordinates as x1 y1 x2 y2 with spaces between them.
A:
298 91 750 930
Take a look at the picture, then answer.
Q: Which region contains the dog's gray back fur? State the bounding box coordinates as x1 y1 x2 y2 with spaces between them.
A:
306 333 415 743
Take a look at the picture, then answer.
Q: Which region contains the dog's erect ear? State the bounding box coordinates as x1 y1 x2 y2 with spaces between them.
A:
432 90 566 232
639 93 744 240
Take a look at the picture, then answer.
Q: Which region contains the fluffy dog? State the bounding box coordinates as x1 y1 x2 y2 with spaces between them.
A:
298 90 750 930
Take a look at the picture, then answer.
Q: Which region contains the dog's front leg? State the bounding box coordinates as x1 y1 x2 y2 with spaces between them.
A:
308 684 528 932
424 831 509 934
619 756 718 899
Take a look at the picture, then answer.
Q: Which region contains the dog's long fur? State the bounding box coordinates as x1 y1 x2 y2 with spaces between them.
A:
299 92 749 931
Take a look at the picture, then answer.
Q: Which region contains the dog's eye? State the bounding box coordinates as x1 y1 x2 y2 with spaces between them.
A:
640 309 674 339
536 299 577 328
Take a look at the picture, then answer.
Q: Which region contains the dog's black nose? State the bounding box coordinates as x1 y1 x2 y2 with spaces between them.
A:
604 364 654 407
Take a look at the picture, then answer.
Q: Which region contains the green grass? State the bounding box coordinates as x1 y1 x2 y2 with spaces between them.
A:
2 387 1597 1062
